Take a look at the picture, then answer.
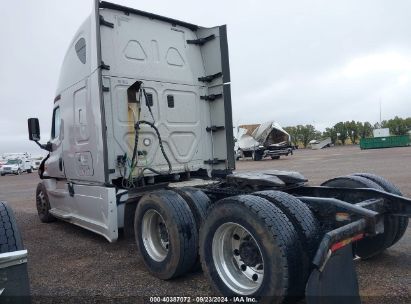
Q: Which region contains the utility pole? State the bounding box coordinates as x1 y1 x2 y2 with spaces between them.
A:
379 98 382 126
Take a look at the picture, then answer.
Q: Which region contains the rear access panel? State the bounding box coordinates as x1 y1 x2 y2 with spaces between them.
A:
98 2 234 179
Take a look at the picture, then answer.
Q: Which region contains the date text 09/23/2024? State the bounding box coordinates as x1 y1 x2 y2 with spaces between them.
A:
149 297 257 303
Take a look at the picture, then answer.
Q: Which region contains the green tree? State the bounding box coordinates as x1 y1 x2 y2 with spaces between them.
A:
334 122 348 145
357 121 373 138
299 124 317 148
284 126 300 146
323 127 338 144
346 120 359 144
382 116 408 135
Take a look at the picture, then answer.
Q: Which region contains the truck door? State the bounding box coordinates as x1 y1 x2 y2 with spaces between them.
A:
45 105 65 178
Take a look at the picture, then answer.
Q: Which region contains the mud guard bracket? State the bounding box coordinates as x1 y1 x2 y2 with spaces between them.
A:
306 244 361 304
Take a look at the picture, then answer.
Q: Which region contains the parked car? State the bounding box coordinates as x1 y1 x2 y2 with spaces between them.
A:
0 159 6 171
0 159 32 176
31 159 42 170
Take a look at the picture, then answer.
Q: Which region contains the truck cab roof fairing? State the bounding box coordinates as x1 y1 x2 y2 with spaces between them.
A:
56 17 92 95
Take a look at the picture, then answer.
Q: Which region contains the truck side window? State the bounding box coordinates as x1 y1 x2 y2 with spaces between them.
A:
51 107 61 139
75 38 87 64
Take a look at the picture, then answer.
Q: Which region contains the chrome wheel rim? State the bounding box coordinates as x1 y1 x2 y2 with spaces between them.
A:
142 209 169 262
212 222 264 295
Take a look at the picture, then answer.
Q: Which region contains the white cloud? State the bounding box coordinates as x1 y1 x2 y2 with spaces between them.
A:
339 51 411 78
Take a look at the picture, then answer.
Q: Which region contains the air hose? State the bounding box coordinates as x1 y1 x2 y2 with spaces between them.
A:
132 120 172 177
125 85 173 187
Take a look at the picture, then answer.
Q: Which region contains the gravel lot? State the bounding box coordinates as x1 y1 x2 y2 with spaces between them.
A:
0 145 410 303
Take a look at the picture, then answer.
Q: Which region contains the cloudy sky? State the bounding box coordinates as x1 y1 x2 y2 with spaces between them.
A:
1 0 411 155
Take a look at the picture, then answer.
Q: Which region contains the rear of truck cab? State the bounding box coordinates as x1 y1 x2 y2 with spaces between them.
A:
29 0 234 242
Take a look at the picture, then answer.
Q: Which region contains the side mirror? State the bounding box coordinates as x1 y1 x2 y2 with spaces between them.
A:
28 118 41 141
27 118 51 152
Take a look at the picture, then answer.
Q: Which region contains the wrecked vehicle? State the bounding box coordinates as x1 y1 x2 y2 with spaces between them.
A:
236 121 293 160
27 1 410 303
309 137 332 150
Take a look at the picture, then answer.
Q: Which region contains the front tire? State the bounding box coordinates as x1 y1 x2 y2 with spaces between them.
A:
200 195 302 301
36 183 56 223
134 190 198 279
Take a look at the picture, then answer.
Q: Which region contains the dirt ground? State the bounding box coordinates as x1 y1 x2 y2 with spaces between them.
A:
0 145 410 303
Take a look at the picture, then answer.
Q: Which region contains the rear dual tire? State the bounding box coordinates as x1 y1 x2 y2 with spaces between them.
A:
321 174 403 259
199 195 308 302
171 187 211 271
134 190 203 280
253 191 321 275
352 173 408 247
135 190 322 300
171 187 210 231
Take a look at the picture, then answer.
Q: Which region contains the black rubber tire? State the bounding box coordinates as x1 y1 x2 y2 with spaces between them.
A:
271 156 280 160
321 175 398 259
0 201 24 253
252 191 321 279
0 201 31 300
199 195 303 301
238 149 244 161
171 187 212 271
352 173 409 247
27 168 33 174
1 173 4 176
252 151 263 161
171 187 211 230
134 190 198 280
36 183 56 223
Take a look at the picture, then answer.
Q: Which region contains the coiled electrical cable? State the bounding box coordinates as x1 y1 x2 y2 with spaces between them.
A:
124 84 173 188
131 120 172 177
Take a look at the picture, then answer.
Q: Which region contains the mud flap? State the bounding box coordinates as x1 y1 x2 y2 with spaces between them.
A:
306 244 361 304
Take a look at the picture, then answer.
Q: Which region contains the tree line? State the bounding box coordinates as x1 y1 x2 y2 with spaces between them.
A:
284 116 411 148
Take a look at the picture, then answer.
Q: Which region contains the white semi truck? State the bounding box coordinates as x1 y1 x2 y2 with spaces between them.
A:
28 1 410 302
